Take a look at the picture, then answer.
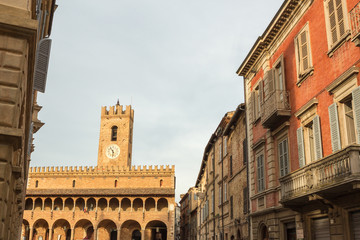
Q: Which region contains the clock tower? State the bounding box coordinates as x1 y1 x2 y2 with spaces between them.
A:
97 102 134 168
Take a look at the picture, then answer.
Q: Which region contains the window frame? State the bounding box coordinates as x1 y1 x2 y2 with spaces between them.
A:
256 150 265 192
294 23 314 85
323 0 350 56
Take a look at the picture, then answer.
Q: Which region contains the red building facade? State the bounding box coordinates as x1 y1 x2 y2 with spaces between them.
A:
238 0 360 239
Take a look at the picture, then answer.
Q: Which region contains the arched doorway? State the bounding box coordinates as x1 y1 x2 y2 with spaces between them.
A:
121 220 141 240
145 221 167 240
132 230 141 240
74 219 94 240
52 219 71 240
97 219 118 240
22 219 30 240
32 219 49 240
260 224 269 240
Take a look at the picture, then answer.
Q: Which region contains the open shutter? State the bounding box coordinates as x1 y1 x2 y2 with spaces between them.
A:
259 80 264 104
300 30 309 72
328 0 338 44
279 141 284 177
335 0 345 38
329 103 342 152
251 92 255 122
283 139 289 175
297 127 305 168
280 55 286 88
313 115 323 160
352 86 360 144
33 38 52 93
268 69 275 95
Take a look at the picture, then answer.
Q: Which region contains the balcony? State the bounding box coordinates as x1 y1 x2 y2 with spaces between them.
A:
261 90 291 129
350 1 360 46
280 145 360 208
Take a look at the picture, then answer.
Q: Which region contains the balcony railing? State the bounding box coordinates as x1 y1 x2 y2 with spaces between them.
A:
261 90 291 128
350 1 360 46
280 145 360 203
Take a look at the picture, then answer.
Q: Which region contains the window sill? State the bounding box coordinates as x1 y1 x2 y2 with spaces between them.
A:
296 67 314 87
327 31 351 57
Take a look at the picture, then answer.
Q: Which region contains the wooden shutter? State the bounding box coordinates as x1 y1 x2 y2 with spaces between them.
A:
300 30 309 72
257 155 264 191
279 141 284 177
283 139 289 175
268 69 275 94
328 0 338 44
352 87 360 144
259 80 264 104
250 92 255 122
335 0 345 38
351 211 360 239
329 103 342 152
313 218 331 240
34 38 52 93
313 115 323 160
297 127 305 168
280 55 286 90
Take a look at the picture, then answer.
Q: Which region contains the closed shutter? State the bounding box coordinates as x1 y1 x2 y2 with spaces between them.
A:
279 139 289 177
250 92 255 122
313 218 330 240
283 139 289 174
328 103 342 152
300 30 309 72
352 211 360 240
352 86 360 144
268 69 275 96
257 155 264 191
313 115 323 160
297 127 306 168
259 80 264 105
335 0 345 38
279 141 284 177
280 55 286 89
328 0 338 44
33 38 52 93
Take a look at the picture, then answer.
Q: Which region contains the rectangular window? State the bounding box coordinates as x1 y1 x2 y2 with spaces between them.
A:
211 189 215 213
257 154 265 192
219 185 222 205
212 153 215 172
243 187 249 214
243 138 248 165
229 155 233 176
224 183 227 202
230 196 233 219
324 0 348 49
224 137 227 156
278 138 289 177
295 24 313 81
219 144 222 162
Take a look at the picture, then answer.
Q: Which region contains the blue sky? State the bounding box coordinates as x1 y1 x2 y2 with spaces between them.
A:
32 0 284 202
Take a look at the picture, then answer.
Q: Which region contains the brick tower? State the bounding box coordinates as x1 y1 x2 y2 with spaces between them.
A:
97 102 134 168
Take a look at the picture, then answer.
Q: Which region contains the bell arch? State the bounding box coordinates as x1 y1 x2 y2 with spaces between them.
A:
145 220 167 240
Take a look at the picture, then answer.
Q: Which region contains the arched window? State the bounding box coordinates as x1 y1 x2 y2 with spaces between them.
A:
115 180 118 187
72 180 76 188
111 126 118 141
160 179 163 187
35 180 38 188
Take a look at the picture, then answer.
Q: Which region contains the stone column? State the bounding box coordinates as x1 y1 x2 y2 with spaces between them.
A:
70 228 74 240
48 228 52 240
29 227 33 240
117 227 121 240
155 200 157 211
94 228 98 240
141 229 145 240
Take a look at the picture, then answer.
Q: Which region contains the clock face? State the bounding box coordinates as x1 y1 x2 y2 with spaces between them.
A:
105 144 120 159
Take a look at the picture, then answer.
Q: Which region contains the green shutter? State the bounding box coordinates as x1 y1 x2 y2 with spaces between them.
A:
329 103 342 152
279 141 284 177
352 86 360 144
297 127 305 168
313 115 323 160
283 139 289 174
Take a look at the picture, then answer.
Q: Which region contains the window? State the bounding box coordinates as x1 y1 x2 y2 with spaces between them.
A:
111 126 118 141
160 179 163 187
251 81 263 122
257 154 265 192
324 0 349 51
115 180 118 187
212 153 215 172
278 138 289 177
243 187 249 214
219 143 222 162
224 183 227 202
329 86 360 151
229 155 233 176
72 180 75 188
297 115 323 167
243 138 248 165
219 185 222 204
35 180 38 188
230 196 233 219
224 137 228 156
295 24 313 83
211 189 215 212
274 56 286 103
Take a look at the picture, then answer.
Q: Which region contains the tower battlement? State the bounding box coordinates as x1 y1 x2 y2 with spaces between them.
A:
29 165 175 176
101 104 133 118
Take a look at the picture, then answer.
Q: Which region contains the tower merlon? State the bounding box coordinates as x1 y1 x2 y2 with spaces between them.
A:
101 104 133 117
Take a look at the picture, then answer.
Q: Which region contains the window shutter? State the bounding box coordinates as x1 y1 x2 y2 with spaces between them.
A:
300 30 309 72
335 0 345 37
313 115 323 160
297 127 306 168
251 92 255 122
33 38 52 93
328 0 338 44
283 139 289 174
328 103 342 152
278 141 284 177
280 55 286 87
268 69 275 94
259 80 264 104
352 86 360 144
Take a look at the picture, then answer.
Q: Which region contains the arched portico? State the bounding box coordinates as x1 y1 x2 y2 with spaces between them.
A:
22 219 30 240
52 219 71 240
32 219 49 240
97 219 118 240
145 220 167 240
121 220 142 240
74 219 94 240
